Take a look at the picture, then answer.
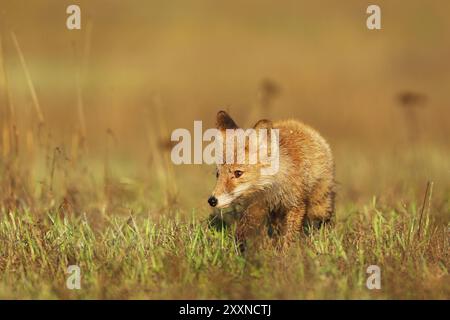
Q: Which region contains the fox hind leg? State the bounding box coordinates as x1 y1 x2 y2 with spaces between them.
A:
304 179 335 232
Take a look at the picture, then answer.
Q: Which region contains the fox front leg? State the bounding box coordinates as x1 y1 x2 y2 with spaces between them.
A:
279 203 306 250
235 202 268 252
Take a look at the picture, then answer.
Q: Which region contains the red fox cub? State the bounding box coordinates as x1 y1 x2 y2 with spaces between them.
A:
208 111 335 250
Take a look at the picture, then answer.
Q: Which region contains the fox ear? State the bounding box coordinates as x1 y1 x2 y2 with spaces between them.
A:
251 119 274 152
253 119 273 129
216 110 239 130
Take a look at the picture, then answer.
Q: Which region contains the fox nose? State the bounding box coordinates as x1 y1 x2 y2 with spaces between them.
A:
208 196 218 207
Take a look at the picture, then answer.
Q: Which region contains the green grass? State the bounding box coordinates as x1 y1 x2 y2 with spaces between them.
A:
0 199 448 299
1 0 450 300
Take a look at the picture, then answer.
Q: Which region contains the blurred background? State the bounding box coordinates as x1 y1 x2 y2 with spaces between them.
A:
0 0 449 220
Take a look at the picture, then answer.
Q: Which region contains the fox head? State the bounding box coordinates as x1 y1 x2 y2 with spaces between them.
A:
208 111 277 209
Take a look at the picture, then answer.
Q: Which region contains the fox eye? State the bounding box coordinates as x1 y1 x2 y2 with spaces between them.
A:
216 171 219 178
234 170 243 178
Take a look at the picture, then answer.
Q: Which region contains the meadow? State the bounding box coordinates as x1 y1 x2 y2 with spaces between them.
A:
0 0 449 299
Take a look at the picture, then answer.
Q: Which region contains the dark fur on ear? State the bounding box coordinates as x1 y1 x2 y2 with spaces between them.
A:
216 111 239 130
253 119 274 149
253 119 273 129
